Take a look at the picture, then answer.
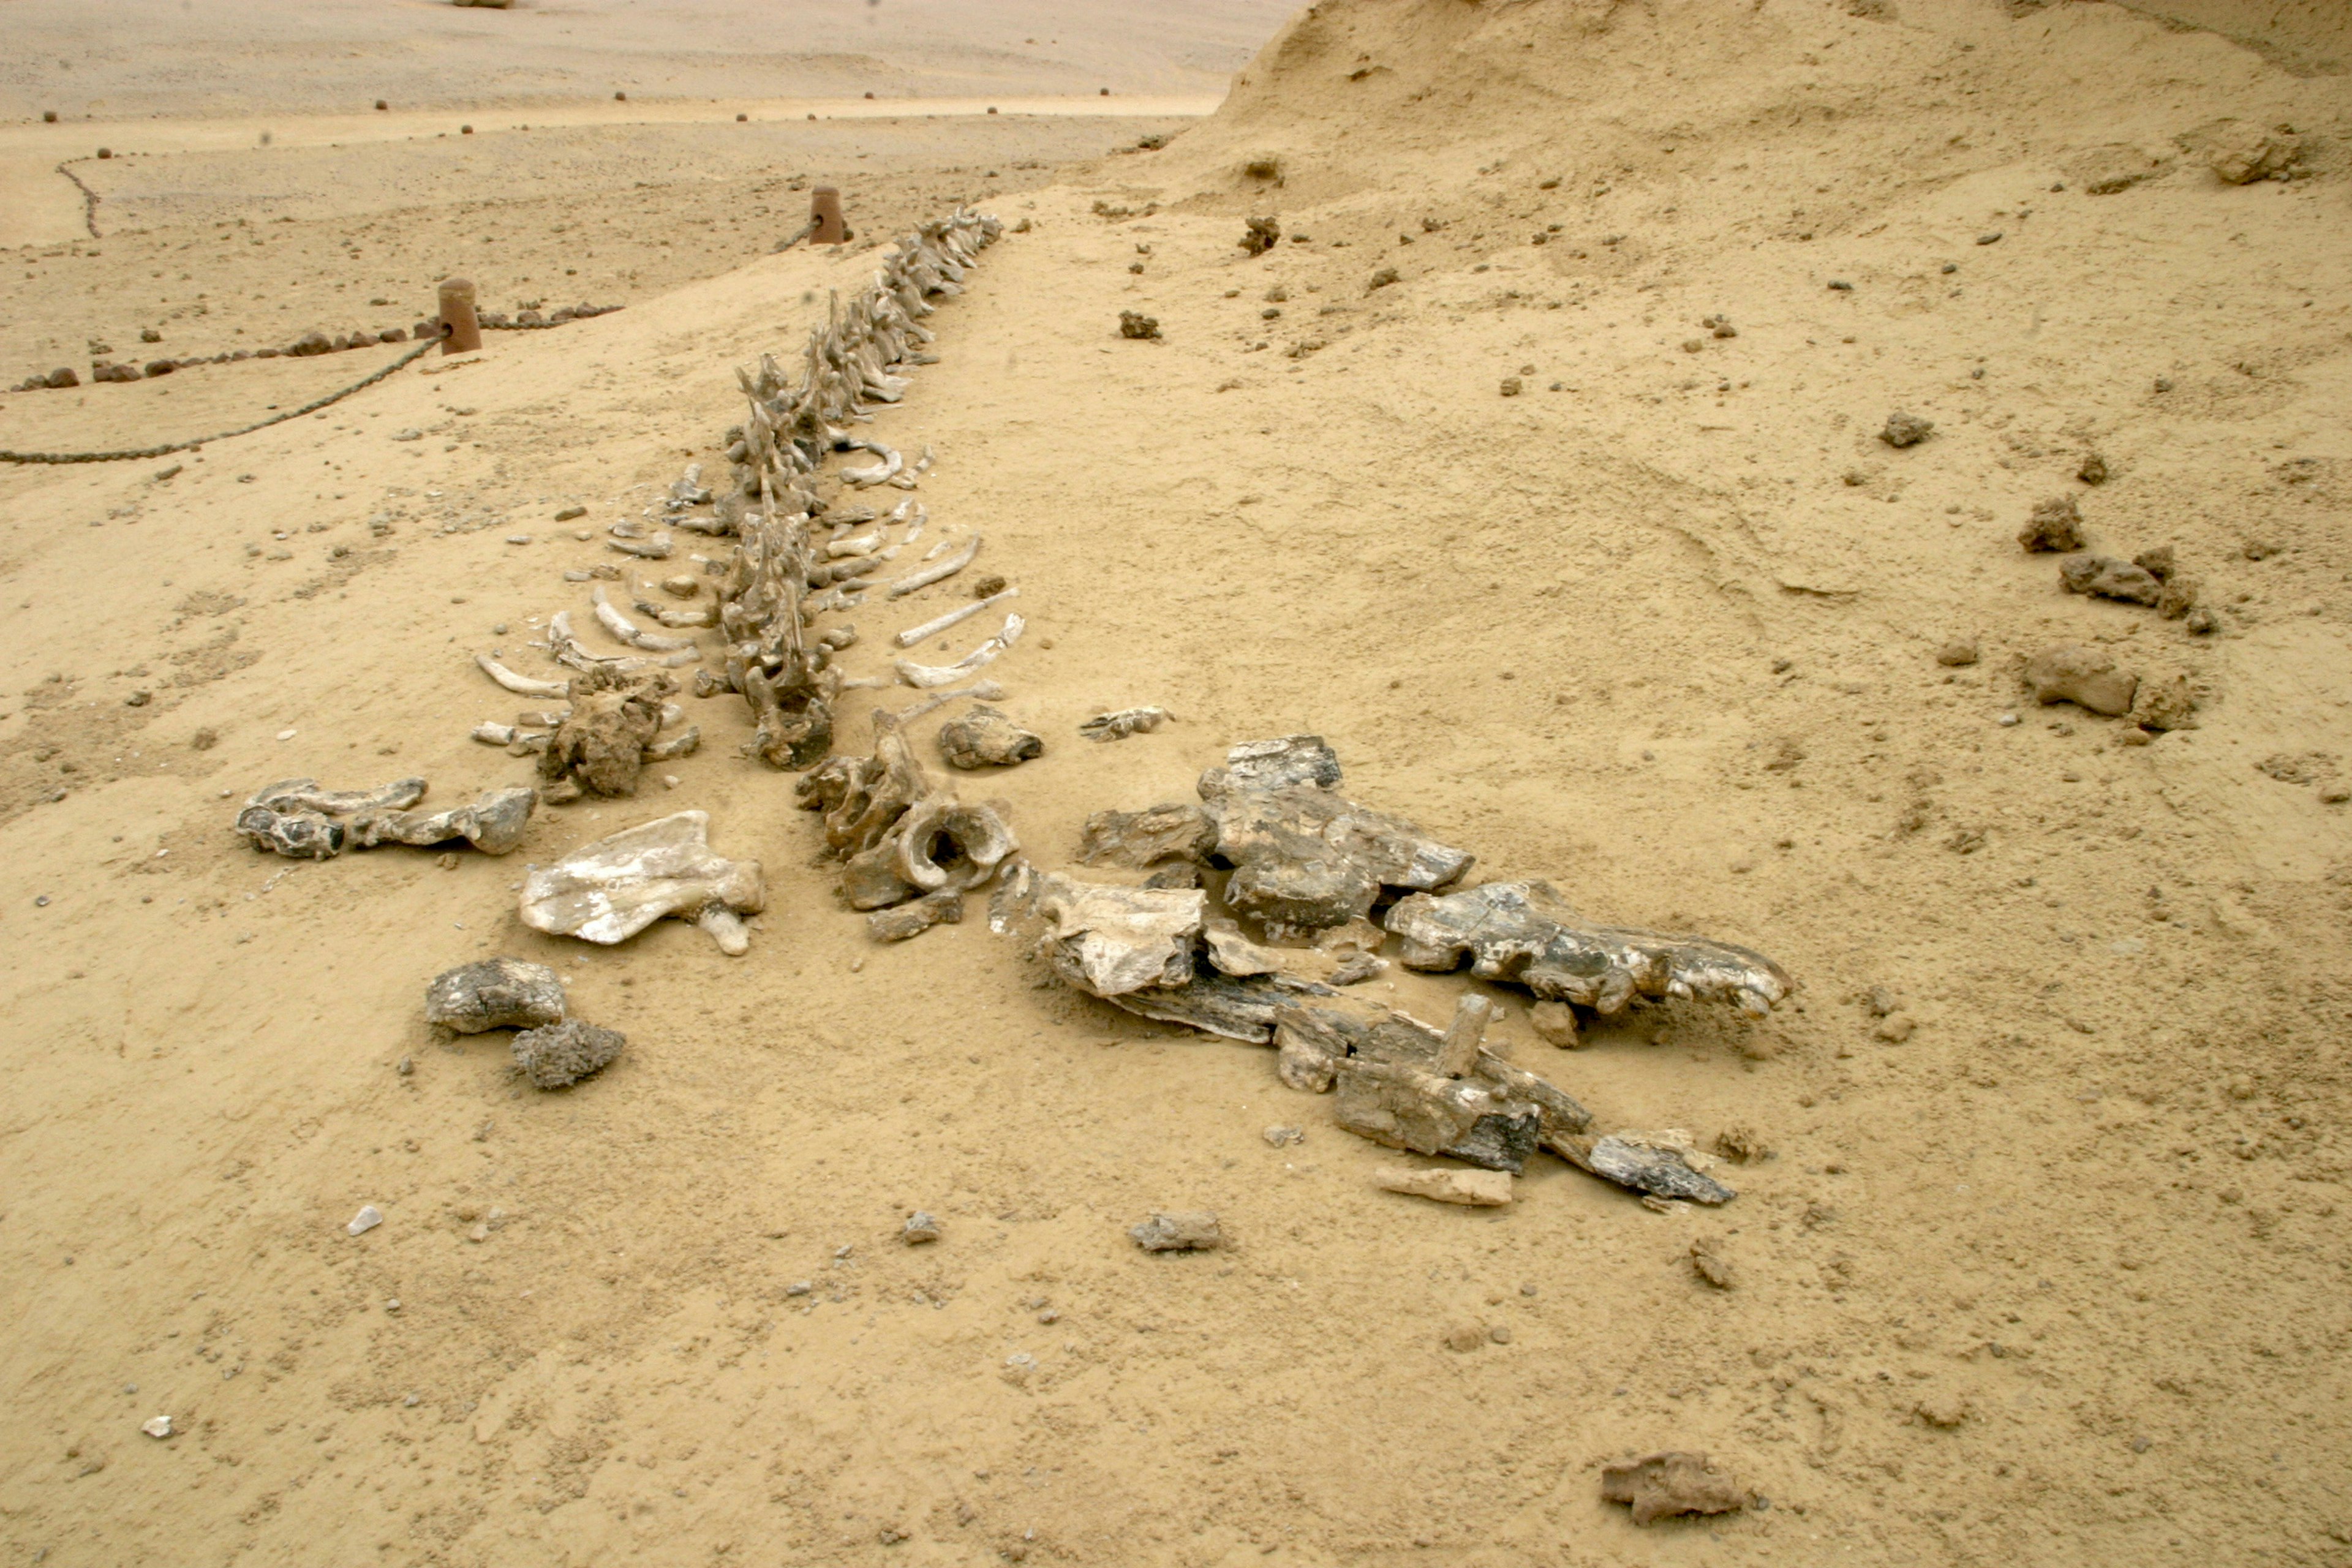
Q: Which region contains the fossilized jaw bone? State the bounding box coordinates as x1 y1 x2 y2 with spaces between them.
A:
895 614 1022 687
518 810 765 953
1382 880 1791 1017
887 532 979 598
236 778 537 859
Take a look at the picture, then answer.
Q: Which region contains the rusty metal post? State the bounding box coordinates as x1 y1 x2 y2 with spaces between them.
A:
437 277 482 354
809 186 849 245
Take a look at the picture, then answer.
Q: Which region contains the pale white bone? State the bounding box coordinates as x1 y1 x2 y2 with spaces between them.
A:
894 614 1023 688
840 443 903 487
894 586 1019 647
889 532 980 598
475 652 570 699
592 586 699 653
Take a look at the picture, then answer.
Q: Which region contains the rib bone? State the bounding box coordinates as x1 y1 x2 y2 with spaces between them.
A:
894 613 1022 687
894 586 1019 647
888 532 979 598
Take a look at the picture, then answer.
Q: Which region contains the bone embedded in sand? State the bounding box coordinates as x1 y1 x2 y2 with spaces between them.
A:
518 809 765 952
887 532 980 598
893 612 1022 688
894 585 1019 647
1373 1166 1513 1207
475 653 569 698
590 585 699 653
425 957 566 1034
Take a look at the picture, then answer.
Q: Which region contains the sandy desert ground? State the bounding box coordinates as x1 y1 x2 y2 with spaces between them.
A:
4 1 2352 1566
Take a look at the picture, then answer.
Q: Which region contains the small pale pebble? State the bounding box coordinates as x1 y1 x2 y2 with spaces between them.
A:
467 1223 490 1243
347 1204 384 1235
1996 713 2019 727
491 622 508 635
404 1393 420 1407
141 1416 174 1439
506 535 530 545
276 728 297 741
662 774 681 789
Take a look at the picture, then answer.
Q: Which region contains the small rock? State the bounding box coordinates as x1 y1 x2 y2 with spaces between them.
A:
1499 377 1523 397
554 505 586 521
1977 230 2003 245
2026 644 2137 717
125 689 152 706
1601 1452 1747 1526
1129 1211 1223 1252
1443 1323 1486 1353
510 1020 625 1089
2132 545 2174 580
902 1212 941 1245
1880 411 1933 448
141 1416 174 1439
1873 1011 1917 1043
2078 452 2109 485
1373 1166 1513 1206
2018 495 2084 553
391 428 421 442
347 1204 385 1236
425 957 565 1033
1865 986 1898 1017
1262 1125 1305 1147
1711 1125 1772 1164
1118 311 1161 341
2059 554 2163 606
1934 640 1978 668
2130 672 2196 733
1529 999 1581 1047
1915 1392 1970 1428
1488 1324 1513 1344
1689 1235 1735 1289
467 1224 490 1243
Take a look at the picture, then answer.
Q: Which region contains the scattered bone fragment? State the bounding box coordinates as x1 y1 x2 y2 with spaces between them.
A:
1118 311 1162 340
2059 554 2162 606
887 532 981 598
1129 1212 1221 1251
1559 1129 1736 1205
662 575 701 598
2025 644 2137 717
902 1212 941 1245
1880 411 1933 448
475 652 570 699
1373 1166 1513 1206
141 1415 176 1439
1076 803 1217 869
937 704 1042 768
894 586 1019 647
519 810 765 952
237 778 535 859
1101 969 1314 1043
425 957 565 1033
540 666 676 798
1600 1452 1747 1526
2018 495 2084 554
869 888 967 942
591 586 699 653
1001 866 1205 997
607 532 674 560
1210 734 1343 792
1384 880 1790 1017
346 1205 384 1237
1530 1000 1580 1047
894 613 1022 687
1335 1051 1543 1172
1689 1235 1735 1289
510 1020 626 1089
1204 751 1474 930
839 441 904 487
1080 707 1170 742
1262 1125 1305 1147
548 612 696 675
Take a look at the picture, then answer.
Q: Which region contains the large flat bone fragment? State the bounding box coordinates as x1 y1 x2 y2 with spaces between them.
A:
426 958 567 1033
1382 880 1790 1016
1102 970 1323 1044
1554 1129 1736 1205
519 810 765 952
1074 802 1217 869
1201 767 1474 930
1011 867 1206 998
236 778 537 859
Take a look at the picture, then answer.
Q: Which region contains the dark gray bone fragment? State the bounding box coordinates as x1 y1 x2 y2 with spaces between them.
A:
1202 783 1474 929
868 888 965 942
510 1020 626 1089
937 704 1041 769
1562 1132 1736 1205
1331 1055 1542 1173
1102 969 1329 1044
1196 734 1342 796
426 957 566 1033
235 804 345 859
1383 880 1790 1016
1075 803 1217 869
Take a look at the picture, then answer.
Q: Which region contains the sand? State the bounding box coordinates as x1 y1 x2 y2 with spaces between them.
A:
2 1 2351 1564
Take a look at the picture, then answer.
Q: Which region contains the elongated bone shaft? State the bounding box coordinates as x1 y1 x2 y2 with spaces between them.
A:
894 586 1019 647
894 613 1023 688
841 444 902 486
476 652 570 699
593 586 699 653
888 532 980 598
888 678 1005 727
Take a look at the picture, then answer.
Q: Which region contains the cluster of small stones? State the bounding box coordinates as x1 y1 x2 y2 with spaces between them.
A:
10 303 620 391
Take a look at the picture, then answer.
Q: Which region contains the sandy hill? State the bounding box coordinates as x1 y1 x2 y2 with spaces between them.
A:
2 2 2350 1566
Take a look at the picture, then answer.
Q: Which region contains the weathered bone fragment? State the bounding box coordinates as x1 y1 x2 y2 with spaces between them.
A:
236 778 536 859
1600 1453 1747 1526
1327 996 1543 1172
1200 748 1474 930
1079 706 1170 742
645 727 701 762
475 652 570 699
1102 969 1321 1044
886 532 979 598
426 957 566 1033
839 442 903 486
890 794 1019 893
548 612 696 674
1551 1128 1735 1205
895 613 1022 687
797 709 1016 925
1374 1166 1513 1206
895 586 1019 647
1129 1212 1223 1252
510 1020 626 1089
518 810 765 953
868 888 965 943
607 532 674 560
937 704 1042 769
1205 733 1343 793
888 445 935 489
1075 802 1217 869
591 586 699 653
1383 880 1790 1017
1000 865 1205 997
540 666 676 798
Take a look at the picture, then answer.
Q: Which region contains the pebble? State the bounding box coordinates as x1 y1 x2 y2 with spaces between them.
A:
785 1280 812 1296
385 1298 402 1312
277 728 297 741
902 1212 941 1245
141 1416 173 1439
505 535 531 545
346 1204 384 1236
467 1223 490 1243
1997 712 2019 726
1262 1125 1305 1147
404 1393 420 1407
